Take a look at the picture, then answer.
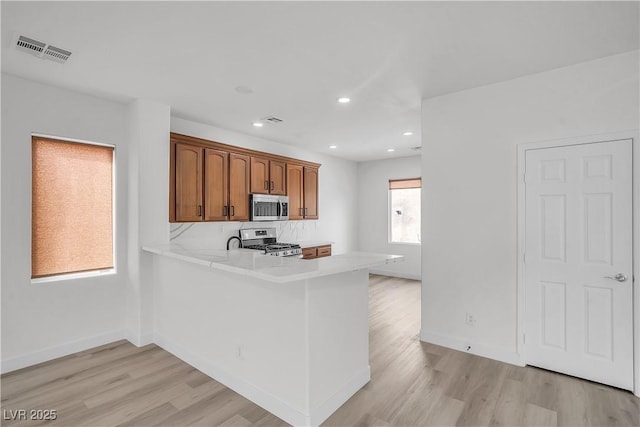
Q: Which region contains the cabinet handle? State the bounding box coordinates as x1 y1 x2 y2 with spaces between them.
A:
264 180 268 190
231 206 235 216
270 181 274 191
300 208 304 216
223 205 228 216
197 205 202 217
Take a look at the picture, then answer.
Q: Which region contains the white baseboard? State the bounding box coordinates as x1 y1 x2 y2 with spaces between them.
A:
1 329 126 374
420 330 523 367
154 332 310 426
369 269 421 281
310 366 370 426
125 330 155 347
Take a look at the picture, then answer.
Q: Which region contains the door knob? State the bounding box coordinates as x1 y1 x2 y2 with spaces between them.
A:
604 273 628 282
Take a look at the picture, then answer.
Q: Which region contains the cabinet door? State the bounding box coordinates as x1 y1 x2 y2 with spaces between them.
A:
250 156 269 194
204 148 229 221
302 247 317 259
287 164 304 220
303 166 319 219
269 160 287 195
230 153 250 221
175 143 203 222
317 245 332 258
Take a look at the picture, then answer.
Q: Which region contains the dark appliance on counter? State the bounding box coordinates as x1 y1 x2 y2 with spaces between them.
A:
250 194 289 221
239 227 302 257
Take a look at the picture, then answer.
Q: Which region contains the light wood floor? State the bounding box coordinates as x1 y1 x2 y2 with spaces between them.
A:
2 275 638 426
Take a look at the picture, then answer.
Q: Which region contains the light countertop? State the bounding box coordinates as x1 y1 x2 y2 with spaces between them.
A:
143 243 402 283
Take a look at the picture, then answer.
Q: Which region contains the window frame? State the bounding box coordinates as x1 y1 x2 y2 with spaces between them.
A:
30 133 117 284
388 177 422 246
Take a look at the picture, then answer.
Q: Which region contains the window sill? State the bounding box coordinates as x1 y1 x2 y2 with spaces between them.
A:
389 241 422 246
31 268 116 284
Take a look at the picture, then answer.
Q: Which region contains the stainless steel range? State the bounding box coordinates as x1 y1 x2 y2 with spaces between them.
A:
240 228 302 257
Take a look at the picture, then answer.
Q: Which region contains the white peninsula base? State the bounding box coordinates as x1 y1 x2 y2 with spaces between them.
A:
152 256 372 426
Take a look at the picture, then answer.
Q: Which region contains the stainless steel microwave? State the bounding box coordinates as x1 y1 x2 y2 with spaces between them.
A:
250 194 289 221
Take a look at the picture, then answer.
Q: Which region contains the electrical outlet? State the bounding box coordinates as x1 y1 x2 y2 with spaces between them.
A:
465 312 475 326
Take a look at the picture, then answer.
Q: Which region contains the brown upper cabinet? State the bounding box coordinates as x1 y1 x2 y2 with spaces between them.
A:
203 148 228 221
303 166 319 219
228 153 251 221
287 164 319 220
202 149 251 221
171 140 250 222
250 157 286 195
287 164 304 220
170 133 319 223
175 143 204 222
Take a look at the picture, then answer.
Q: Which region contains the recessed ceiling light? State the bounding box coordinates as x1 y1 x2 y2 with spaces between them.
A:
402 131 413 136
329 145 337 149
337 97 351 104
387 148 395 152
252 122 264 128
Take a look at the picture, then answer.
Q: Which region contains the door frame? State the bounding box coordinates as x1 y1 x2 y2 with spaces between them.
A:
516 130 639 396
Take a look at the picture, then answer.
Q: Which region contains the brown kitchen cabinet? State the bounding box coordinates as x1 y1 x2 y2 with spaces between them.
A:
170 132 319 222
287 164 304 220
301 244 332 260
203 148 228 221
175 143 204 222
228 153 251 221
287 164 319 220
250 156 286 195
171 140 250 222
270 160 286 195
303 166 319 219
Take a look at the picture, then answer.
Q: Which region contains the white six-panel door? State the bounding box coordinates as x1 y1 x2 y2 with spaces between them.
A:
524 139 633 390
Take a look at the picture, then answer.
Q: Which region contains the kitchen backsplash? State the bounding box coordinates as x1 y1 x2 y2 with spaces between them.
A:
170 220 322 249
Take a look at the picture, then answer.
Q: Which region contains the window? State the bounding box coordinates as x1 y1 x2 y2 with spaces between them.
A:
389 178 421 244
31 135 115 280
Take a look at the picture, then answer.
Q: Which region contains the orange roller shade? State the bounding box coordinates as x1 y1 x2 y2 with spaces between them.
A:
389 178 421 189
32 136 114 279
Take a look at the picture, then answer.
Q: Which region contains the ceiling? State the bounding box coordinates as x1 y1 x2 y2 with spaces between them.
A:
2 2 638 162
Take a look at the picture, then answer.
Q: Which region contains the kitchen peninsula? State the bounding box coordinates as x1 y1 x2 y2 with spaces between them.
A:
143 244 402 426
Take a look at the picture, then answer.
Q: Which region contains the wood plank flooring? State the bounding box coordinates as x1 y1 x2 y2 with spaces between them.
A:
1 274 638 426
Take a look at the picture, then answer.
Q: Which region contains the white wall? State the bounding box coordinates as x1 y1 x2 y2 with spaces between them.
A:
0 75 357 372
169 117 359 254
126 100 170 346
357 156 421 279
420 51 639 363
1 74 129 371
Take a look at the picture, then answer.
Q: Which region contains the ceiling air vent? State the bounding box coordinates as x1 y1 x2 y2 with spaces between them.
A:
16 35 45 56
15 35 72 64
43 45 72 63
262 116 283 124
